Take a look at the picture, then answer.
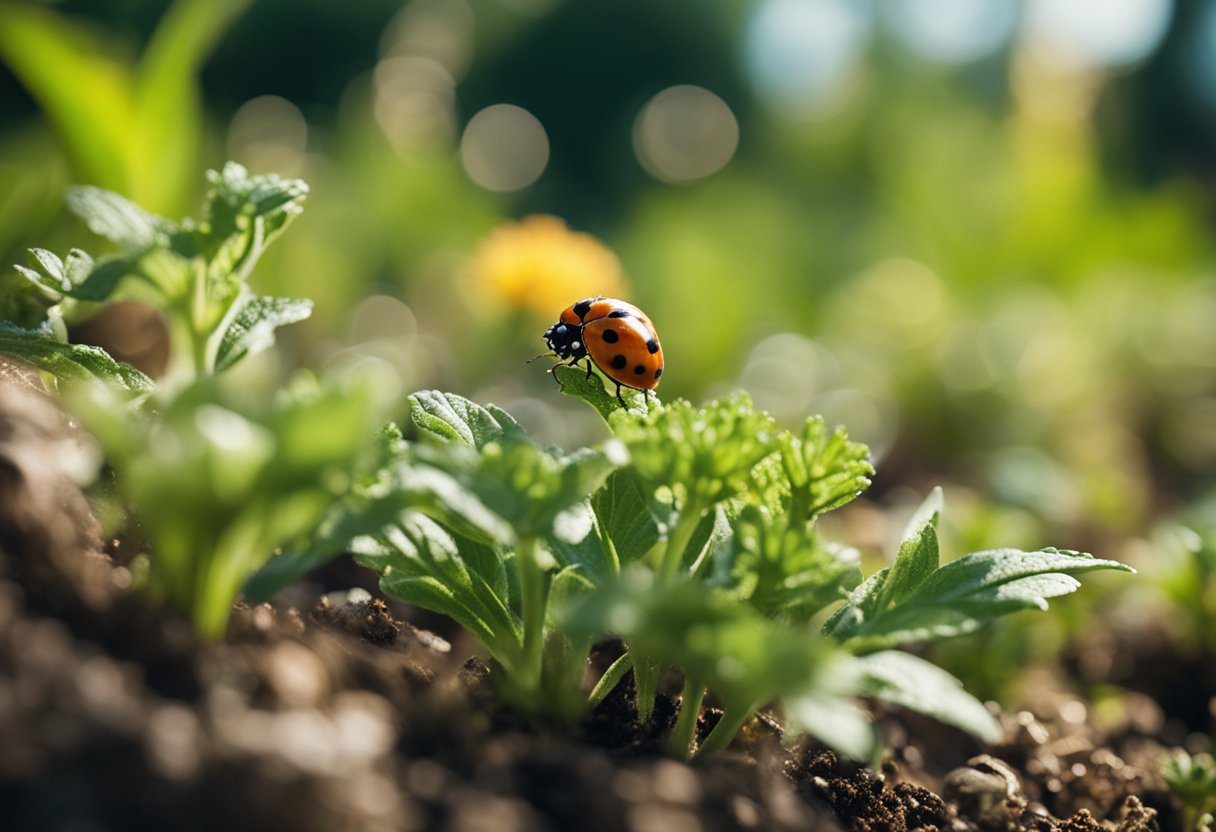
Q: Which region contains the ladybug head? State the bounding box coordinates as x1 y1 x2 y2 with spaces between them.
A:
543 320 586 360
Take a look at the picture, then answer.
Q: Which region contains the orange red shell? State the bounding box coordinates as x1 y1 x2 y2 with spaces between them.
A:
554 297 664 391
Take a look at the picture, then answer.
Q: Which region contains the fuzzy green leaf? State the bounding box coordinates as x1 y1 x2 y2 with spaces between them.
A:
0 322 152 397
612 392 781 509
871 487 942 612
547 501 615 583
65 185 173 250
215 295 313 372
825 546 1134 652
782 416 874 517
856 650 1001 742
351 510 520 664
408 391 623 540
244 426 515 600
591 469 661 570
554 363 650 423
783 687 878 763
410 389 527 448
72 372 385 639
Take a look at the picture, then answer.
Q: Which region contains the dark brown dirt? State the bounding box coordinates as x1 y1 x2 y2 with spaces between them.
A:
0 381 1195 831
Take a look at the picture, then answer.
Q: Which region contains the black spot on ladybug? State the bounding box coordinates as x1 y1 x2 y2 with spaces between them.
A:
646 338 659 354
608 309 628 318
573 299 593 319
654 368 664 379
633 364 646 375
602 329 619 343
611 354 627 370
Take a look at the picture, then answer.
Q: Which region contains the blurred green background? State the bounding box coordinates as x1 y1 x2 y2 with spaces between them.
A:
3 0 1216 706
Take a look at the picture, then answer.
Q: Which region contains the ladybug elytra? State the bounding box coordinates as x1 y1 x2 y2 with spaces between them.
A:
541 297 664 402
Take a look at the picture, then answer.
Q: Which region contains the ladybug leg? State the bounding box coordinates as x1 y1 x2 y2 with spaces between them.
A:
585 360 594 380
546 358 577 386
614 382 626 407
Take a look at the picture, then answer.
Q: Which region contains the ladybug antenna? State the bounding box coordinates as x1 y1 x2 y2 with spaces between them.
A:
526 351 557 364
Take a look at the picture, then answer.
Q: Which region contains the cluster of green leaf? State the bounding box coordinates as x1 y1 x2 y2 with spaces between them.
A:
1162 749 1216 832
1154 524 1216 654
252 364 1132 761
4 167 1135 760
8 161 311 389
0 164 383 639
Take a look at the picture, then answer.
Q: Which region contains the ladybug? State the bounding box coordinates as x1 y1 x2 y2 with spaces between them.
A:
541 297 664 402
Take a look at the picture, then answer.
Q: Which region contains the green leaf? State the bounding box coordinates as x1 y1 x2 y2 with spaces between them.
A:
1161 750 1216 812
69 256 136 303
682 503 733 576
352 510 521 665
856 650 1001 743
591 470 661 569
783 686 878 763
825 546 1134 653
782 416 874 517
754 538 863 623
547 501 615 584
555 363 650 423
568 577 838 706
370 449 517 546
0 322 153 397
0 2 250 214
410 389 526 448
200 162 307 262
71 372 387 639
407 391 624 540
611 392 781 509
66 185 172 250
214 295 313 372
872 487 942 611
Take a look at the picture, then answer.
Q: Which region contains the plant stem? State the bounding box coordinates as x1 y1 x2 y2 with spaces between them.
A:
693 702 756 758
587 650 634 707
658 496 706 579
666 674 707 759
516 535 550 693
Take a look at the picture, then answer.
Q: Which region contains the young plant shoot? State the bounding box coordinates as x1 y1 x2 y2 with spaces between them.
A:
0 164 381 638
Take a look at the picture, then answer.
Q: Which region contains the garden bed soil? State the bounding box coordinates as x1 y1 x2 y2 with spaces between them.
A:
0 381 1194 831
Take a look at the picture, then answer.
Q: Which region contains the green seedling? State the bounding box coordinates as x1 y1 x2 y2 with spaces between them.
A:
14 165 1135 758
74 372 385 639
1162 749 1216 832
0 165 375 639
254 364 1132 762
251 391 627 713
556 366 1132 759
4 162 310 393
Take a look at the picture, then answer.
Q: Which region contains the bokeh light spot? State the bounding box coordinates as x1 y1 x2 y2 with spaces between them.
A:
227 95 309 175
374 56 457 150
381 0 474 77
1022 0 1173 68
460 104 549 192
632 85 739 183
743 0 870 117
884 0 1017 65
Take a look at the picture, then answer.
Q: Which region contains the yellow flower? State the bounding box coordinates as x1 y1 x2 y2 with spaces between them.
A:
469 215 626 319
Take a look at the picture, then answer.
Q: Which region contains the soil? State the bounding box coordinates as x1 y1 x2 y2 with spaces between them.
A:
0 380 1199 831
